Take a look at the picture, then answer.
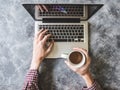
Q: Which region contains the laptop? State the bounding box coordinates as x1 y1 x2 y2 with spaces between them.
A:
35 4 88 58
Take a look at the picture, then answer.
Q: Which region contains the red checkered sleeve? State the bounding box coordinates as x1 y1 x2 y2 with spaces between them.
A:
22 70 102 90
22 69 39 90
82 81 103 90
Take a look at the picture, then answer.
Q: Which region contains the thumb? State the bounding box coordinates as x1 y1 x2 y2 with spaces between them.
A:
46 40 54 55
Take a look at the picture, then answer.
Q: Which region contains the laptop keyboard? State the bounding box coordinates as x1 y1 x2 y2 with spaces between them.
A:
39 4 84 17
39 25 84 42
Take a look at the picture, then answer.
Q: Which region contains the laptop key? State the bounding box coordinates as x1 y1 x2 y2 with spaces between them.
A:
53 39 67 42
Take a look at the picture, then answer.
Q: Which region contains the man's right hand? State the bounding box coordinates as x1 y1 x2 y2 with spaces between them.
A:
65 48 91 75
65 48 94 88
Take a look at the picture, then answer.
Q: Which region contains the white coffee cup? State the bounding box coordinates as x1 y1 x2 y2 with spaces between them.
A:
61 51 86 69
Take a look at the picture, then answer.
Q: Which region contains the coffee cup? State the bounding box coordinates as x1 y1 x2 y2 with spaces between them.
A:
61 51 86 69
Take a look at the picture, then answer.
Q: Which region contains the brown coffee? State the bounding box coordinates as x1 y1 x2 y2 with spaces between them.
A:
69 51 83 64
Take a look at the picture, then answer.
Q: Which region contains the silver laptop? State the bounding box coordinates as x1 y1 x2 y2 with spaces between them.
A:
35 4 88 58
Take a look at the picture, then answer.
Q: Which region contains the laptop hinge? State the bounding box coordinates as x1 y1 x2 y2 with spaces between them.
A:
42 18 80 23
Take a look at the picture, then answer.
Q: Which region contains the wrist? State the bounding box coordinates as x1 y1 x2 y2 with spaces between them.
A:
30 63 40 70
30 59 42 70
81 71 94 88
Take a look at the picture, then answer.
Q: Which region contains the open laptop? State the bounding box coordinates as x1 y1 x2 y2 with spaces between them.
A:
35 4 88 58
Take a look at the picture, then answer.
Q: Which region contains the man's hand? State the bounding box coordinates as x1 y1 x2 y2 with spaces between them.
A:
30 28 54 70
36 4 48 12
65 47 91 75
65 48 94 88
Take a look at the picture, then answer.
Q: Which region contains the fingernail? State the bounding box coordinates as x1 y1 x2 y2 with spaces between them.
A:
45 29 48 31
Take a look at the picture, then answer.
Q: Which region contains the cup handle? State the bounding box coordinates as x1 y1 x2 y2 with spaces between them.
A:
61 53 68 59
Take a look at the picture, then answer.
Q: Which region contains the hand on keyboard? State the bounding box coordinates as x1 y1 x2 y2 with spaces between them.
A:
30 28 54 69
36 4 48 12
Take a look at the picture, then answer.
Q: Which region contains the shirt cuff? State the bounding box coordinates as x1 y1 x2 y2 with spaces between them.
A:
82 81 102 90
26 69 39 83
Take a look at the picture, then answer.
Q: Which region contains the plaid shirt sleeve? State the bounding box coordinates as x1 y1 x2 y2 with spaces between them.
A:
22 69 102 90
22 69 39 90
82 81 103 90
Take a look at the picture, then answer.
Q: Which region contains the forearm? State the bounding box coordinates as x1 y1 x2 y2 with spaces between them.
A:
30 57 43 70
82 71 94 87
22 27 53 90
30 59 41 70
80 71 103 90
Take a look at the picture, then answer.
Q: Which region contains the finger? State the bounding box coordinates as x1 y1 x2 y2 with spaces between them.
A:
35 5 38 10
39 29 48 40
42 34 51 43
73 48 91 66
80 62 89 70
81 48 88 52
38 5 44 12
36 28 44 38
73 47 88 57
46 40 54 55
77 65 90 75
77 57 91 72
42 5 48 12
73 47 87 52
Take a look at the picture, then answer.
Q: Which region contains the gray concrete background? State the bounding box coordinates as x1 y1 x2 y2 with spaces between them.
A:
0 0 120 90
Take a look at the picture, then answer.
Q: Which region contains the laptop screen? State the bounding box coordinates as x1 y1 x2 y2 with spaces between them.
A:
35 4 88 20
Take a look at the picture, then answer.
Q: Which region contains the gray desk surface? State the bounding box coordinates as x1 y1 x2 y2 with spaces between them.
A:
0 0 120 90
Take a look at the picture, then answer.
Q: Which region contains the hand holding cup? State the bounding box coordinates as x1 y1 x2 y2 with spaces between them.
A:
64 47 91 75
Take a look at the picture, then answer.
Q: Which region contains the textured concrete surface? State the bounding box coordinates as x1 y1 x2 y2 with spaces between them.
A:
0 0 120 90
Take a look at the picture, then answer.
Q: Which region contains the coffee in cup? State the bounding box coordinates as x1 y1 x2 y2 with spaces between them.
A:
61 51 86 69
69 51 83 64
